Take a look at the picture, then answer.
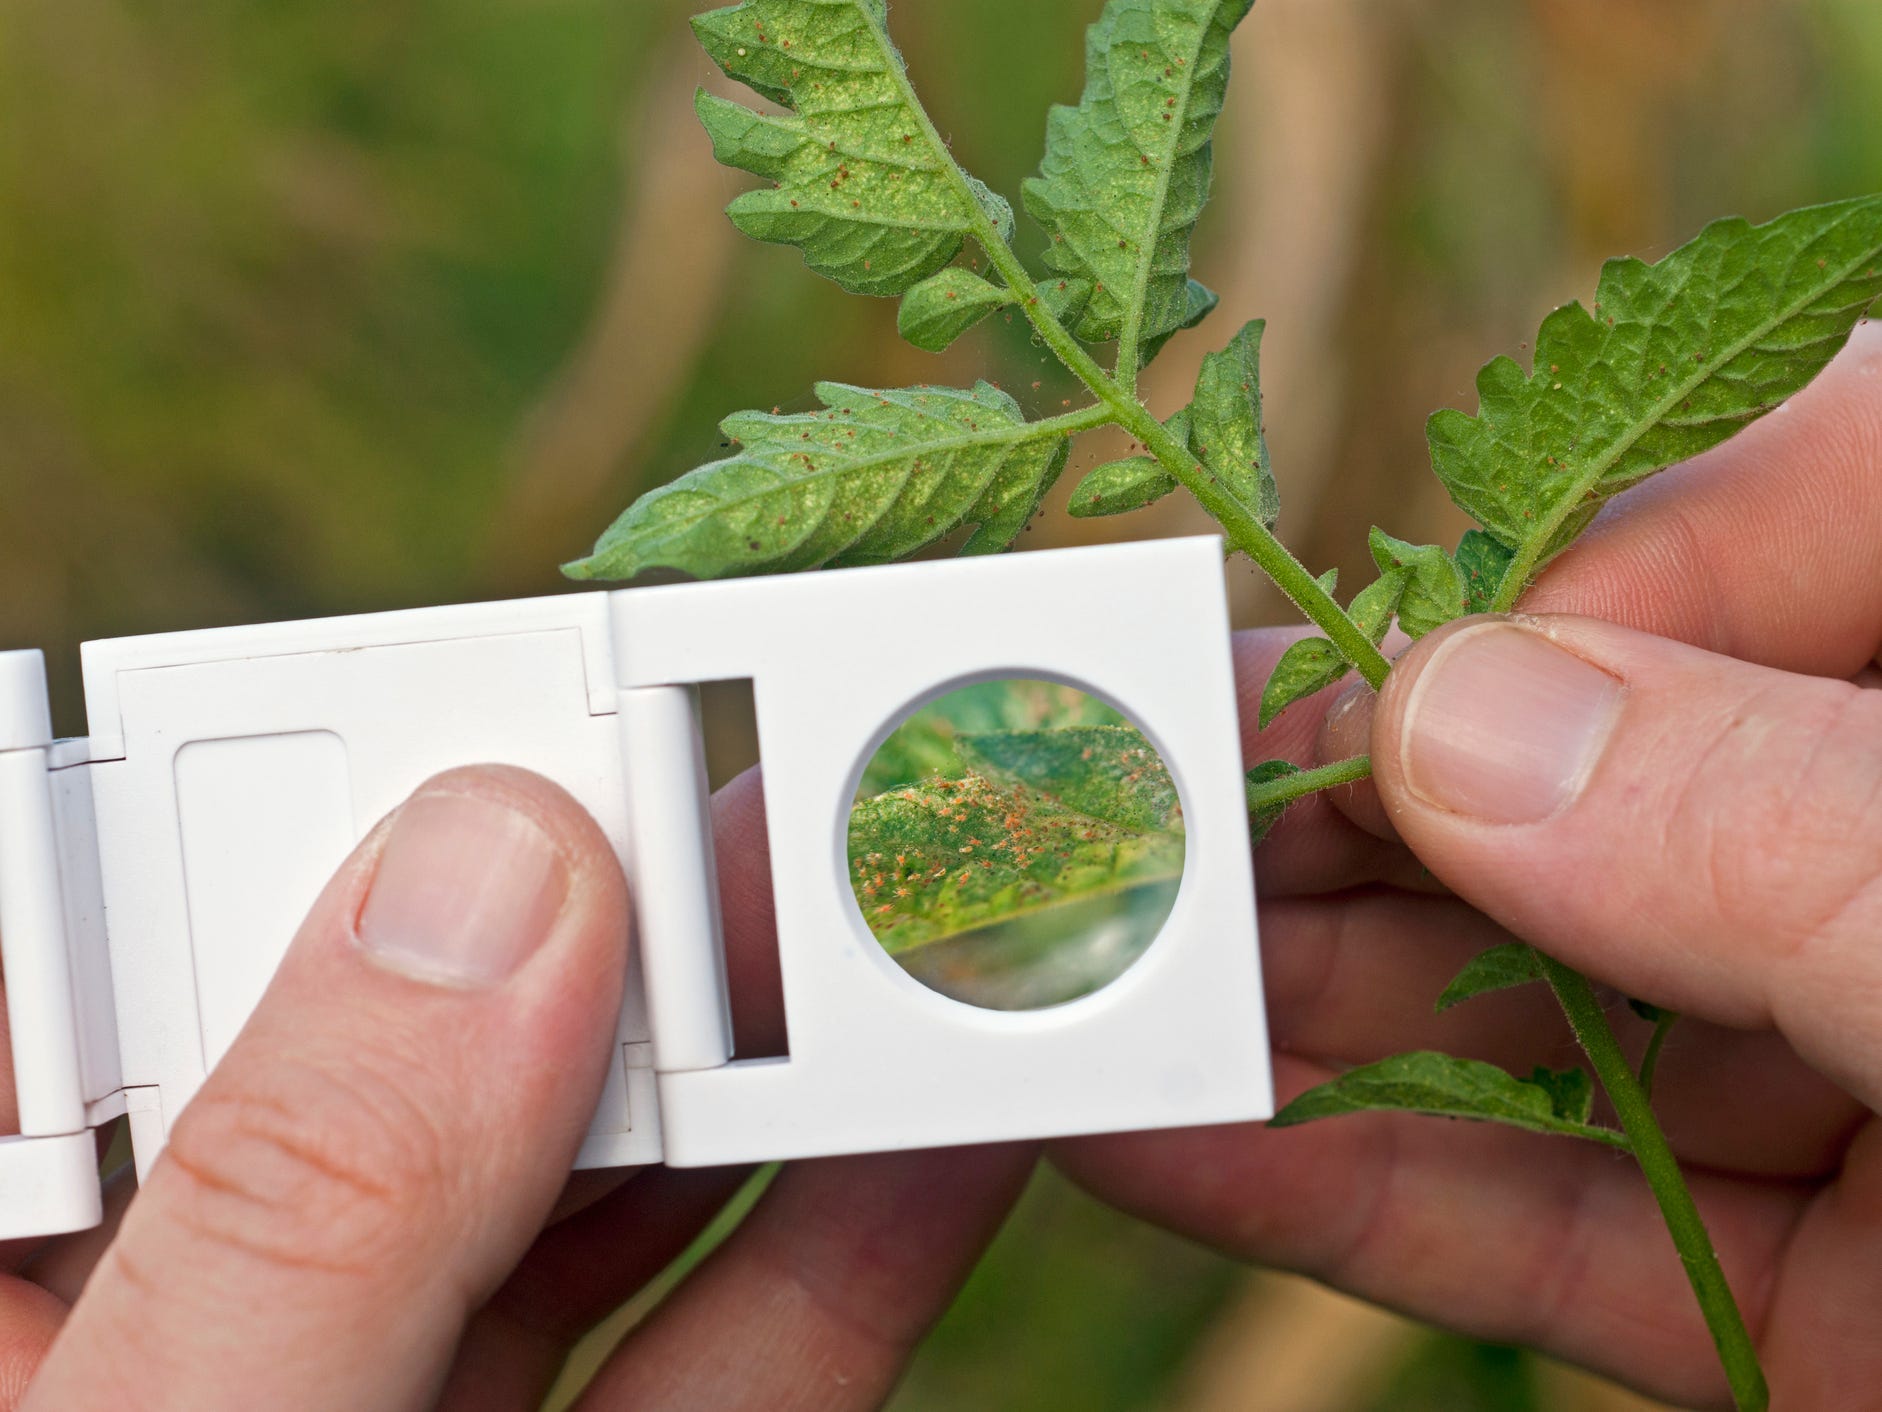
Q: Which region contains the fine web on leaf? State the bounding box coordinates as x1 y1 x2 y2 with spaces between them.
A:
690 1 1011 296
1429 195 1882 593
1024 0 1255 362
565 382 1070 580
898 269 1015 352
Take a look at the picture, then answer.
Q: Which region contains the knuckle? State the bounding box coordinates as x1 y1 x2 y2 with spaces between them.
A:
157 1050 453 1280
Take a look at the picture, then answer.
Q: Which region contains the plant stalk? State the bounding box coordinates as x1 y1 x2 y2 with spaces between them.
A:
1246 754 1374 815
1534 954 1768 1411
1638 1009 1679 1099
956 218 1392 691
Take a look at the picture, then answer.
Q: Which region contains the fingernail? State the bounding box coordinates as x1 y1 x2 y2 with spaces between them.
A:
358 790 569 986
1397 622 1623 824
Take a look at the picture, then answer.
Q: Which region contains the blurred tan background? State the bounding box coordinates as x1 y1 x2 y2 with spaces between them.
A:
5 1 1878 1407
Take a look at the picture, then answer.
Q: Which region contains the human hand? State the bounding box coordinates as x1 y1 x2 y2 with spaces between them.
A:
3 765 1028 1412
1058 322 1882 1409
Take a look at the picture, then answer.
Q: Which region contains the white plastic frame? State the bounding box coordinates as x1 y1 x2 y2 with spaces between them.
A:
0 536 1272 1237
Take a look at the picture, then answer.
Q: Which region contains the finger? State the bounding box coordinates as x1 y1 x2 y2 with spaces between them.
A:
1760 1120 1882 1409
1525 317 1882 674
1230 631 1438 897
1058 1055 1805 1410
0 1280 64 1411
574 1146 1032 1412
437 1167 752 1412
1361 613 1882 1108
712 770 786 1058
1261 892 1862 1178
1325 322 1882 845
25 766 631 1412
18 1166 137 1306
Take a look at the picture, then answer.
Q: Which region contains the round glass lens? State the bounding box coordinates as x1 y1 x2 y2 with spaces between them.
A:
847 678 1184 1011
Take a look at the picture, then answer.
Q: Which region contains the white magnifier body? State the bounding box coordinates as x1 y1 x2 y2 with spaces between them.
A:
0 536 1272 1237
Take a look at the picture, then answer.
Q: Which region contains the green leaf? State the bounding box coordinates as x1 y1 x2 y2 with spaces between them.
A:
690 2 999 296
848 769 1184 953
898 269 1014 352
860 680 1125 796
1435 942 1543 1012
1369 528 1465 639
1525 1065 1596 1126
565 382 1069 581
1138 279 1220 368
1189 320 1279 529
1245 759 1302 843
1024 0 1255 359
1349 566 1409 644
1455 529 1516 615
1269 1052 1624 1147
1315 567 1339 595
1067 456 1177 518
1039 277 1095 328
959 724 1183 832
1429 196 1882 592
1258 637 1343 729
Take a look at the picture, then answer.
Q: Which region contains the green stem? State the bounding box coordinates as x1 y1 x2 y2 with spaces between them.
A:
1246 754 1374 815
967 230 1392 690
1535 954 1768 1411
1030 403 1121 438
1119 406 1392 691
880 41 1389 693
1639 1009 1680 1099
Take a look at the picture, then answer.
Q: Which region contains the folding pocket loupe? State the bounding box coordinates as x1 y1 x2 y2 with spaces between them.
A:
0 535 1272 1238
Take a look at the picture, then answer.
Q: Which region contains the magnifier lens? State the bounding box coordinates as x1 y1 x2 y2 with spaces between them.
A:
848 678 1184 1011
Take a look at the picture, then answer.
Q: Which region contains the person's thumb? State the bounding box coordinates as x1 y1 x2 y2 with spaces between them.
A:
1357 614 1882 1106
25 765 630 1412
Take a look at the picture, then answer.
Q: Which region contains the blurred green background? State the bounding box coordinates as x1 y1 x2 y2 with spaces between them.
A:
6 1 1879 1407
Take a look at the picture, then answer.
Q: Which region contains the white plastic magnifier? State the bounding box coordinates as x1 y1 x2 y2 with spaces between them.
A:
0 535 1272 1239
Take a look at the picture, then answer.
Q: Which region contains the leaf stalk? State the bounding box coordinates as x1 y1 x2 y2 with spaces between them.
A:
861 0 1393 692
1245 754 1374 815
966 226 1393 690
1535 953 1768 1411
1638 1008 1679 1099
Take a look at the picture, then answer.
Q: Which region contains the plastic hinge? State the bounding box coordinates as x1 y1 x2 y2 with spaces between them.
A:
0 652 104 1236
616 685 733 1074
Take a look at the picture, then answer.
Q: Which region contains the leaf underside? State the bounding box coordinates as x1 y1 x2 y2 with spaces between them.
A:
1369 528 1465 639
1067 454 1178 517
1435 942 1544 1012
898 268 1014 352
565 381 1069 580
1244 758 1302 842
1430 195 1882 585
1257 564 1406 727
1258 637 1342 729
850 724 1184 952
692 1 1009 296
1455 529 1516 615
1189 319 1279 528
1270 1051 1616 1145
960 725 1183 832
1025 0 1254 357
